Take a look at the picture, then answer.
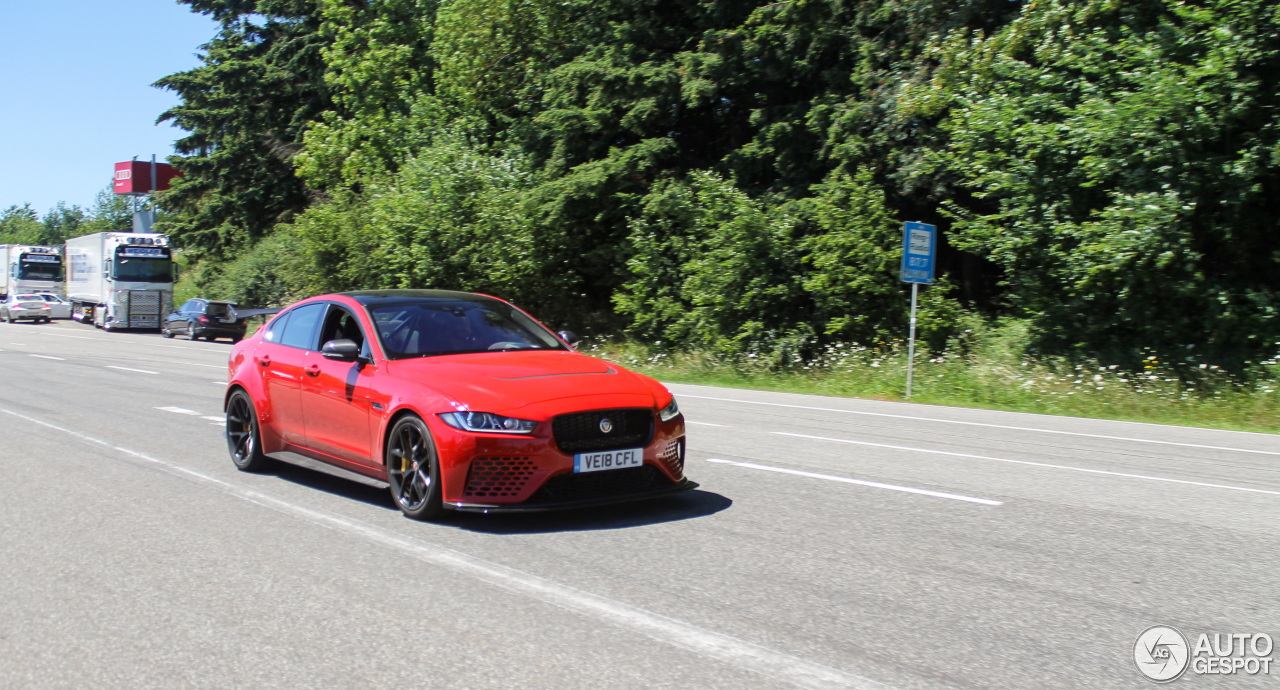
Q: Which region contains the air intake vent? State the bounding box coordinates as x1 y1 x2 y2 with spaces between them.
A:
463 457 536 498
659 439 684 477
529 465 672 503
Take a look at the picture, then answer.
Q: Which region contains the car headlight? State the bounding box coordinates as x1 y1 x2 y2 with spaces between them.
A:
658 396 680 422
440 411 538 434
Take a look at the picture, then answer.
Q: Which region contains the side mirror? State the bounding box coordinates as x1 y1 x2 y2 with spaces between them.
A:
173 265 182 282
558 330 580 348
321 338 360 362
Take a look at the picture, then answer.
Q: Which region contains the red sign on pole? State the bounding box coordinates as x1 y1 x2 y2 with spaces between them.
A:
113 161 181 194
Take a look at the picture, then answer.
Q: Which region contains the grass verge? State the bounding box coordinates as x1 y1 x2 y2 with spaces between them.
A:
581 328 1280 435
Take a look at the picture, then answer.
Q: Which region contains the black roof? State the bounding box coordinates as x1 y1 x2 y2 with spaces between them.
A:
341 290 501 308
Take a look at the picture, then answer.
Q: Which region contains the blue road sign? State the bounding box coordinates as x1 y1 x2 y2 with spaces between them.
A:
900 221 936 284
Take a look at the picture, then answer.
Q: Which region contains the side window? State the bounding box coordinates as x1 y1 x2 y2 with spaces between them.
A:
318 305 366 351
179 300 195 312
279 303 325 350
263 312 289 343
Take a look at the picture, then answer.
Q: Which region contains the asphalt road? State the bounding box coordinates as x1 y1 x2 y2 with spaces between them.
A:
1 319 1277 689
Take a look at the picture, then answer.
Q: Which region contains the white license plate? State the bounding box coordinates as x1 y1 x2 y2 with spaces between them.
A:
574 447 644 473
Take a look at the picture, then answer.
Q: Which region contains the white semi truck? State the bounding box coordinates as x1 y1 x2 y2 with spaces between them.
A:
0 244 64 299
65 232 176 330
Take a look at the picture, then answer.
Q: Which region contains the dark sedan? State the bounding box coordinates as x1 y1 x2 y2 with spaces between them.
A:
163 299 248 342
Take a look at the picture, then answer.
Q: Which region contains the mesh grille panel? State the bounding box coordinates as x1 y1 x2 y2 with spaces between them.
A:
552 408 653 453
128 291 162 324
659 439 684 477
463 457 536 498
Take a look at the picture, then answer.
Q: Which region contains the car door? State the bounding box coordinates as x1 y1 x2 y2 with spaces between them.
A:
300 304 377 466
168 299 194 331
257 303 324 446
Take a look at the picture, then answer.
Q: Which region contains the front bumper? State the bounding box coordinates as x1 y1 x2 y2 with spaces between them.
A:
447 475 698 513
430 408 689 511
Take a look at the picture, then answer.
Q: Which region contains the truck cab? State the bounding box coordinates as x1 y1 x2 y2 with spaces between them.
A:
3 245 63 299
66 233 176 330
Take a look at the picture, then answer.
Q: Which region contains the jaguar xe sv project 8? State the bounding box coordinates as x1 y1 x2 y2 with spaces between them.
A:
224 290 693 520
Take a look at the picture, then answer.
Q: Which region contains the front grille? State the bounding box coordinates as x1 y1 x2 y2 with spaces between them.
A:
659 438 684 478
552 408 653 453
128 291 161 325
528 464 673 504
129 291 160 316
463 457 536 499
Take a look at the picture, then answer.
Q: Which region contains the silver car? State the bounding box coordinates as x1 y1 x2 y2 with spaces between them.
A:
36 293 72 319
1 294 52 323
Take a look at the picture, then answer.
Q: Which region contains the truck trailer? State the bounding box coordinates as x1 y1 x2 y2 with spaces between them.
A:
1 244 64 299
65 232 175 330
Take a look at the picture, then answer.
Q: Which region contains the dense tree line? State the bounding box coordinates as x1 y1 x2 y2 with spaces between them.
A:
154 0 1280 370
0 188 134 245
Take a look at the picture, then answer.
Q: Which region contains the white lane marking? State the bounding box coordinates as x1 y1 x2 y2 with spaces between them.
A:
680 394 1280 457
184 362 225 369
211 381 225 385
30 354 65 361
29 331 96 340
152 345 228 354
0 406 884 690
707 458 1002 506
775 431 1280 499
107 365 159 375
201 416 224 422
686 421 726 427
155 406 201 416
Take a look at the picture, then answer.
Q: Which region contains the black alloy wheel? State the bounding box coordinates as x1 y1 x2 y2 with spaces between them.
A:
386 415 443 520
226 390 271 472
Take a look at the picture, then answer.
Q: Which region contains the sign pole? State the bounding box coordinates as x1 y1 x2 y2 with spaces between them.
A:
899 221 936 400
907 282 918 399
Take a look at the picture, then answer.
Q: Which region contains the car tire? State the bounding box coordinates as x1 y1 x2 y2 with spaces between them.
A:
386 415 444 521
187 323 198 341
161 324 173 338
225 390 272 472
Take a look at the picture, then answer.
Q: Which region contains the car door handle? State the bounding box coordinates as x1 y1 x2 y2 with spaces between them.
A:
256 356 271 367
305 364 321 377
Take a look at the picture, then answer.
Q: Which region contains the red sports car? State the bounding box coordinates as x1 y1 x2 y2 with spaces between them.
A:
224 290 693 520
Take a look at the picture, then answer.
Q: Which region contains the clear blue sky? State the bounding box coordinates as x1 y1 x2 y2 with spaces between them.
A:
0 1 219 215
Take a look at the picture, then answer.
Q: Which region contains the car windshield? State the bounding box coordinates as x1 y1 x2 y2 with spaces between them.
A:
18 262 62 281
370 299 566 359
113 257 173 283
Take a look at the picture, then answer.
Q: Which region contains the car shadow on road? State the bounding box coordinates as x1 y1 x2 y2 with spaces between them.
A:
264 454 731 532
444 490 733 534
266 457 395 511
